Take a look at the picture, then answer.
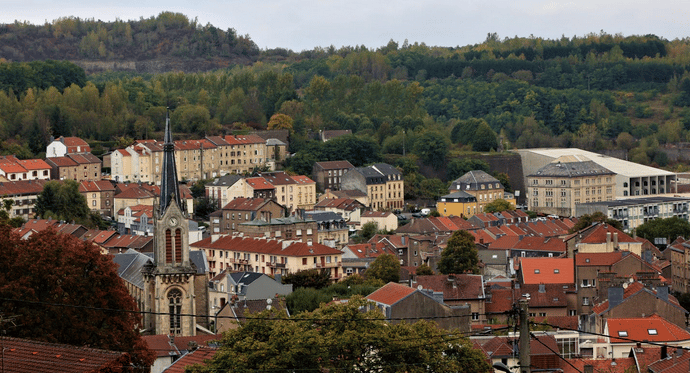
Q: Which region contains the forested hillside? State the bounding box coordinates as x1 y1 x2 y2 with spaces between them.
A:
2 14 690 201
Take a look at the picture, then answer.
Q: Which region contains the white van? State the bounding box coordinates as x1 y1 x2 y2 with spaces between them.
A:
421 208 431 216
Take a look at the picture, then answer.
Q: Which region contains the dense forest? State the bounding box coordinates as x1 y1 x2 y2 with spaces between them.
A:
3 12 690 201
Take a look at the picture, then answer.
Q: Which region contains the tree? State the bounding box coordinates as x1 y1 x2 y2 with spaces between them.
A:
282 268 332 289
484 198 515 213
187 296 491 373
437 230 479 274
414 130 449 169
416 263 434 275
35 180 93 226
267 113 294 132
569 212 623 233
0 227 154 370
472 121 499 151
636 216 690 243
355 221 379 243
365 253 400 283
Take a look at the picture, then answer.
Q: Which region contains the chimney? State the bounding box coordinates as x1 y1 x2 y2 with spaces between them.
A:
608 286 624 309
661 345 668 359
606 232 611 245
657 285 669 302
538 283 546 293
402 235 406 245
613 232 618 247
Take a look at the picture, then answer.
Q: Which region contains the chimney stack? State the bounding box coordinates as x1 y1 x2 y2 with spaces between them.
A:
606 232 612 245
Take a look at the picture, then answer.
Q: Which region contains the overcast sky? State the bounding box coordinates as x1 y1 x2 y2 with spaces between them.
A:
4 0 690 52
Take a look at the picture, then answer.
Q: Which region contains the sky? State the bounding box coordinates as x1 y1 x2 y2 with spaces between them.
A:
4 0 690 52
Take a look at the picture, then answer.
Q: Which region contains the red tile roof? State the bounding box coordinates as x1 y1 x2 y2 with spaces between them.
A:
561 358 636 373
291 175 315 184
163 347 219 373
344 242 393 259
245 177 274 190
0 336 125 372
0 179 47 195
520 258 574 285
607 314 690 343
142 334 219 358
362 211 393 218
579 223 636 244
513 236 566 253
192 235 342 256
221 197 269 211
16 158 51 170
366 282 416 306
575 252 624 266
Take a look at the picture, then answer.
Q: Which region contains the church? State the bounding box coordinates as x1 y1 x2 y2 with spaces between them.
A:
115 115 210 337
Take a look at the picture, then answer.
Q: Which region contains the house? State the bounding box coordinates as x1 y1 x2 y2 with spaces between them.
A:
485 283 577 322
448 170 513 214
0 179 48 220
191 235 343 280
0 336 126 373
410 274 486 323
79 180 116 216
436 190 478 218
208 271 292 313
565 223 643 257
365 282 471 332
237 216 319 245
303 210 348 248
575 251 663 315
321 129 352 142
341 242 397 277
518 257 574 286
527 155 616 216
320 188 369 207
161 346 218 373
46 136 91 157
312 160 355 192
210 197 285 235
314 197 365 223
475 335 560 372
142 334 219 373
245 177 276 199
588 282 686 334
204 174 247 209
0 155 51 181
213 297 288 334
605 314 690 358
360 211 397 231
341 163 403 211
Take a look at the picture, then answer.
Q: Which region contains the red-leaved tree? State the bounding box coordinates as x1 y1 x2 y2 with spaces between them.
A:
0 226 155 372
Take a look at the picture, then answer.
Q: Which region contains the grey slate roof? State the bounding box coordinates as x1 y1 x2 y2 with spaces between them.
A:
529 160 614 178
304 211 344 223
440 190 477 202
449 170 502 191
210 174 243 187
113 251 151 290
229 272 264 288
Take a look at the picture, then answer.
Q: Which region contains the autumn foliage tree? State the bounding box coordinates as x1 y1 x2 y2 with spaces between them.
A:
0 227 154 370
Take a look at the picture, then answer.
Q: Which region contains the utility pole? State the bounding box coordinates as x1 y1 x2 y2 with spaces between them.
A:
519 299 531 373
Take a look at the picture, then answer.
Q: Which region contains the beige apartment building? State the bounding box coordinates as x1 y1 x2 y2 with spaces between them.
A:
111 134 278 184
527 155 616 217
341 163 404 211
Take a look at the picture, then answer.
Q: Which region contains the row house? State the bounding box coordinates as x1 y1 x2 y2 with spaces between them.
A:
411 274 486 324
46 136 91 158
0 179 48 220
191 234 343 280
79 180 116 217
45 153 102 182
111 134 278 184
205 174 246 209
577 196 690 233
664 237 690 293
341 163 404 211
304 210 348 248
341 242 396 277
564 223 643 257
209 197 285 235
260 171 316 211
0 156 51 181
314 197 366 222
320 188 369 207
360 211 397 231
237 216 318 244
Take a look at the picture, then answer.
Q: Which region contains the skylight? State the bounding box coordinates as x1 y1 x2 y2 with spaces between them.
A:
648 329 658 335
554 269 560 274
618 331 628 337
534 269 540 274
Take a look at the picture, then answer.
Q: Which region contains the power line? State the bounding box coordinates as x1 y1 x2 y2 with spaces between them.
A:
0 296 507 322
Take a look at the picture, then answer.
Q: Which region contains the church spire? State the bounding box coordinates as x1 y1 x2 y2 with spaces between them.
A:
159 110 183 216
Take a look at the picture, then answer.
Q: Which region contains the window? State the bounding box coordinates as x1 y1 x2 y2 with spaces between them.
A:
582 297 590 306
539 313 547 317
168 289 182 335
471 313 479 320
582 279 589 287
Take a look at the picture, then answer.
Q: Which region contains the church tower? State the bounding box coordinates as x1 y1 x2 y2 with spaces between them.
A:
143 114 197 336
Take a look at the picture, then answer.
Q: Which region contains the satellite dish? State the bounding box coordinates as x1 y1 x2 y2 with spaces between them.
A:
417 285 423 290
266 298 273 305
628 278 634 283
622 283 628 289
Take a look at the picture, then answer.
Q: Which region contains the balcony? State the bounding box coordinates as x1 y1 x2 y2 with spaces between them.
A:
266 262 285 268
238 259 248 264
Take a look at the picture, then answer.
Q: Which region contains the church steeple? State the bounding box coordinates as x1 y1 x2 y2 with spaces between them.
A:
159 111 184 216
